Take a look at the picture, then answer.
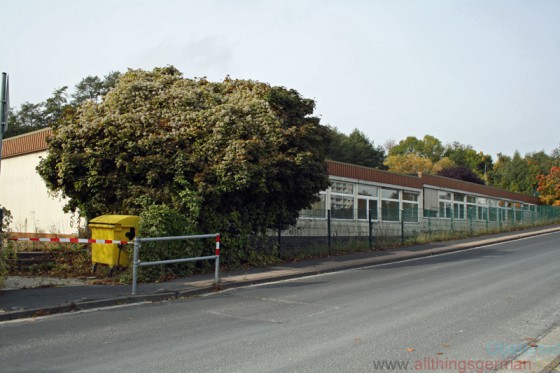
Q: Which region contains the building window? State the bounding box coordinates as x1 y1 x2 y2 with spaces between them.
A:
300 193 326 219
382 188 400 221
357 185 378 220
477 197 488 221
466 196 477 220
454 193 466 220
402 192 419 222
439 191 452 219
358 199 378 220
488 199 498 222
330 181 354 219
358 185 377 197
423 188 439 218
331 181 354 195
382 188 400 200
515 203 523 222
497 200 508 221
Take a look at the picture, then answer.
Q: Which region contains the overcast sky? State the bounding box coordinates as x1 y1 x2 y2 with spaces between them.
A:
2 0 559 158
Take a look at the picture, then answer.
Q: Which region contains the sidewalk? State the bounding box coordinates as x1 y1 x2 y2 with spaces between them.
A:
1 225 559 322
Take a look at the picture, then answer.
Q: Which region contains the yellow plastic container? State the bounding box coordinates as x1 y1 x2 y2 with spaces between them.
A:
89 215 139 268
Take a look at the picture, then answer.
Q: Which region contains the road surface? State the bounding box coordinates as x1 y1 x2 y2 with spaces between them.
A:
2 232 560 372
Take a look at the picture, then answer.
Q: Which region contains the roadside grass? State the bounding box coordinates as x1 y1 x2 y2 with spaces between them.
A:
283 219 560 261
2 219 559 283
4 240 110 279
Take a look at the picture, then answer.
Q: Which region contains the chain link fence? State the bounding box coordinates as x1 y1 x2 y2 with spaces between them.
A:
274 205 560 257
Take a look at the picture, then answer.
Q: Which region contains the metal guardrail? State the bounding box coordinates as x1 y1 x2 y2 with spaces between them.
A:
131 233 220 295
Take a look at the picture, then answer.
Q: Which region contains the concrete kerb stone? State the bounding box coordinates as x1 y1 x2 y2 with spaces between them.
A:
1 226 559 323
0 289 215 322
495 322 560 373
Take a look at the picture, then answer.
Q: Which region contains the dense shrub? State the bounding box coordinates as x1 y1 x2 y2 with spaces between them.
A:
129 204 207 282
0 207 13 287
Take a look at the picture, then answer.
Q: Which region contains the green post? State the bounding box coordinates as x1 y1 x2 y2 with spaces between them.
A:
428 214 432 237
327 209 331 255
450 203 454 232
499 208 502 231
0 72 9 169
277 218 282 257
368 208 373 249
401 209 404 245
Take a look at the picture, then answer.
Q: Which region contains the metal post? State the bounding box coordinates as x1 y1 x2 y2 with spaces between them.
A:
327 209 331 254
400 209 404 245
0 73 9 169
450 203 454 232
428 215 431 237
131 239 140 295
214 234 220 286
499 208 502 230
0 208 3 257
277 220 282 257
368 208 373 248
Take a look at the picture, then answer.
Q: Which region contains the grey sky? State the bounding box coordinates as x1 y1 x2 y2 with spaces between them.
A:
2 0 559 158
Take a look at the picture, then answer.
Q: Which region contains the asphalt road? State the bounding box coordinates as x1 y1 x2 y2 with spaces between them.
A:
2 232 560 373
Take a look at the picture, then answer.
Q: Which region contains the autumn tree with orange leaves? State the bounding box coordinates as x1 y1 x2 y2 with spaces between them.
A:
537 166 560 206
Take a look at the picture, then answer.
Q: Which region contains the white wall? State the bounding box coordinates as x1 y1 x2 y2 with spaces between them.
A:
0 151 81 234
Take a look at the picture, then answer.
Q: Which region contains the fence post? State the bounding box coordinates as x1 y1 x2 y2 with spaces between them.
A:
499 208 502 230
277 218 282 257
428 214 431 237
450 204 454 232
401 209 404 245
214 234 220 286
327 209 331 255
131 239 141 296
368 208 373 248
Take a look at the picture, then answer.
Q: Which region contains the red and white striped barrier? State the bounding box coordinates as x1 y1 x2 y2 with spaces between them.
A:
7 237 132 245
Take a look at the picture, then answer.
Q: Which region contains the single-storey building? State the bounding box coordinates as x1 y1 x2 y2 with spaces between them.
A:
0 128 541 236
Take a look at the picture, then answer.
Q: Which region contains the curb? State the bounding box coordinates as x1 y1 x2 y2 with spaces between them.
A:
496 321 560 372
0 287 215 322
1 227 559 322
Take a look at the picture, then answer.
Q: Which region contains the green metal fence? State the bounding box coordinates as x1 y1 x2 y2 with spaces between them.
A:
275 205 560 256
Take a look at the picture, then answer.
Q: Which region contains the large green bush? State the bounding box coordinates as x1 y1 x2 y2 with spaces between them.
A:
130 204 207 282
0 207 13 288
37 67 331 267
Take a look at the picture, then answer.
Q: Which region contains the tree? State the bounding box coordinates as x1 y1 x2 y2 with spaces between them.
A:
552 145 560 161
489 150 553 195
537 166 560 206
490 151 528 193
327 127 386 169
384 153 434 174
444 142 493 177
72 71 121 106
437 165 485 185
4 72 121 138
4 102 46 137
37 67 330 241
384 153 455 175
432 157 456 173
389 135 445 163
